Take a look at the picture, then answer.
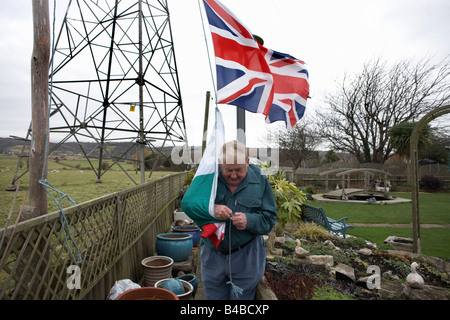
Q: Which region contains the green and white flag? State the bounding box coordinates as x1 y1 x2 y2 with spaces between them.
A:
181 108 225 248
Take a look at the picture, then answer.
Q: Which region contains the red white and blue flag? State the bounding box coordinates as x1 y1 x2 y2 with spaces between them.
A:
203 0 309 129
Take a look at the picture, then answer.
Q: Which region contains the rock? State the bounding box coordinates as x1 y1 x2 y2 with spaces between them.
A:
265 254 278 262
323 240 336 248
266 230 275 249
284 234 295 243
323 239 340 251
378 279 405 300
299 255 334 272
256 276 278 300
423 256 449 274
333 263 356 283
402 284 450 300
365 240 377 249
406 262 425 289
356 276 370 288
382 270 400 280
358 248 372 256
382 250 414 259
295 239 309 258
275 236 285 244
271 248 284 256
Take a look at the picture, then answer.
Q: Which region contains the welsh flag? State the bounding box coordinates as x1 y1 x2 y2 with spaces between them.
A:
181 109 226 249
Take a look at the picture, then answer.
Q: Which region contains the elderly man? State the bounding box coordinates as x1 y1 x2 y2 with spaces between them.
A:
200 140 277 300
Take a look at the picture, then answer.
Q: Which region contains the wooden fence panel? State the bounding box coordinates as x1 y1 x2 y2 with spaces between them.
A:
0 172 188 300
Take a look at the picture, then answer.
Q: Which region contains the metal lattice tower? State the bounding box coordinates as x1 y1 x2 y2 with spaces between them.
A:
11 0 187 186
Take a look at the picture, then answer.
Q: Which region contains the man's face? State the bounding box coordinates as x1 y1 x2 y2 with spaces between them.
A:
220 161 249 189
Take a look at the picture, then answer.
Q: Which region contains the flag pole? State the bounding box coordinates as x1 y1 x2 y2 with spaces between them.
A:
236 108 246 144
237 35 264 145
202 91 211 154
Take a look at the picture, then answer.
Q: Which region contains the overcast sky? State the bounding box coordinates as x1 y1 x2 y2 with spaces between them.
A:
1 0 449 147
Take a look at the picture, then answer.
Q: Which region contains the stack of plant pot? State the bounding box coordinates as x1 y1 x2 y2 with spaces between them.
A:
114 229 201 300
141 231 198 299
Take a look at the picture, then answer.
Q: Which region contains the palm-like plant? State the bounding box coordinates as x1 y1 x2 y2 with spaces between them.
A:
388 121 431 157
266 169 307 226
388 121 431 183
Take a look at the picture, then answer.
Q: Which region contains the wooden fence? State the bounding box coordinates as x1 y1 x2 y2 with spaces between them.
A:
0 172 188 300
291 162 450 191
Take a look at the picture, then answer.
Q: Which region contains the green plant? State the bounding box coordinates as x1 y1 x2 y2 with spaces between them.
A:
268 169 307 225
303 185 316 194
183 171 195 186
292 222 335 241
311 285 354 300
420 175 444 191
340 236 367 250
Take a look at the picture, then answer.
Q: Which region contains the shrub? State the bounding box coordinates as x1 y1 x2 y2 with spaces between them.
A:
311 286 354 300
292 222 335 241
183 171 195 186
268 170 307 225
303 185 316 194
341 236 367 250
420 175 444 191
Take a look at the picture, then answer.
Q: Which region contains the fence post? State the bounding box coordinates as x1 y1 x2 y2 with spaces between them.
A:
116 194 123 253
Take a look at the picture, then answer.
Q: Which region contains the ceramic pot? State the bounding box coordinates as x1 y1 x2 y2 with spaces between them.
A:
155 233 193 262
176 274 198 297
115 287 179 300
172 225 201 246
160 278 184 295
155 279 194 300
141 256 173 287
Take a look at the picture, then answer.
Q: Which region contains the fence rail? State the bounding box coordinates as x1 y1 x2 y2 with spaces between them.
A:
291 162 450 191
0 171 188 300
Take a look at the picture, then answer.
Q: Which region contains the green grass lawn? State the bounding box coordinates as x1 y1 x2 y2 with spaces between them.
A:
0 154 176 227
312 193 449 224
306 193 450 260
348 226 450 260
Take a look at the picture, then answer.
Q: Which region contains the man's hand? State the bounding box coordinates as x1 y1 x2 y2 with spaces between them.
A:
214 204 232 220
232 212 247 230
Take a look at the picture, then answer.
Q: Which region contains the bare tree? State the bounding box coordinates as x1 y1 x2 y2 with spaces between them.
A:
316 56 450 163
269 122 321 169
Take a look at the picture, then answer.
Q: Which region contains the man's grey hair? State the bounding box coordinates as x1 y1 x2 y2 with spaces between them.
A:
219 140 248 165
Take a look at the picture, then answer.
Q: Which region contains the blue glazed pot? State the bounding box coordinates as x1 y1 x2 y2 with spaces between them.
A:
160 278 185 295
172 225 201 247
155 233 193 262
176 274 198 297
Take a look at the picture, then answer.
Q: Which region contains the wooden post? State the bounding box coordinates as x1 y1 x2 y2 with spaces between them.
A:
410 105 450 254
202 91 210 154
30 0 50 217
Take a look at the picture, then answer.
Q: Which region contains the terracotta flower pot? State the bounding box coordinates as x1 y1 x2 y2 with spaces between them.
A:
115 287 179 300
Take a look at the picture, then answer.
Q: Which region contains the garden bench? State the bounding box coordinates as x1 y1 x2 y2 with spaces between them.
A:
302 204 354 239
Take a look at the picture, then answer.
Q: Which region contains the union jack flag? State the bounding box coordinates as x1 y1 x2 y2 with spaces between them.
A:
203 0 309 129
